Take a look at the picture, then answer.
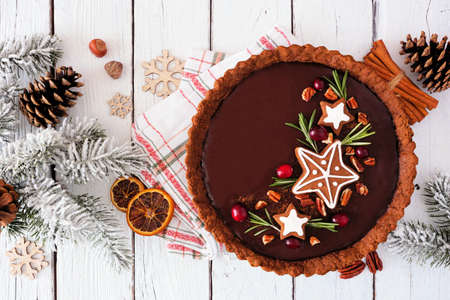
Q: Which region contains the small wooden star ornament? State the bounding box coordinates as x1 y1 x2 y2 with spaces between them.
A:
273 203 310 240
318 99 354 135
6 237 49 280
108 93 132 119
292 140 359 209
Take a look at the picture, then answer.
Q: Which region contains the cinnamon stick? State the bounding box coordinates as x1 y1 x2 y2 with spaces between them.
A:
363 39 439 124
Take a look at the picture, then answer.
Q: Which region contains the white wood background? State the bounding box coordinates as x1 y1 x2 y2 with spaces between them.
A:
0 0 449 299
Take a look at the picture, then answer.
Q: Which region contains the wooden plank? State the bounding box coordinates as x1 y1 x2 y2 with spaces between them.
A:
53 1 133 299
292 0 374 298
375 0 450 299
293 0 373 60
0 1 54 300
133 0 210 299
211 0 292 53
210 1 293 299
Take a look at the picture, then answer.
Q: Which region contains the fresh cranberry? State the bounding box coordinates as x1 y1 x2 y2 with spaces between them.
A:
332 213 350 227
276 164 293 179
309 126 328 141
285 237 302 249
313 78 326 91
355 146 369 158
231 203 247 222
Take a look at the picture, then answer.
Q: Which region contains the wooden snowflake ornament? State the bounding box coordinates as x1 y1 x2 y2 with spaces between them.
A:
108 93 132 119
141 49 184 98
6 237 49 280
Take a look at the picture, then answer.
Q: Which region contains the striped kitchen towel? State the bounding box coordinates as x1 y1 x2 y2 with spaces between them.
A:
132 26 297 259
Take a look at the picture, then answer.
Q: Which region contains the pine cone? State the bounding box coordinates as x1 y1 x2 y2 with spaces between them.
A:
19 66 84 128
400 31 449 93
0 179 19 227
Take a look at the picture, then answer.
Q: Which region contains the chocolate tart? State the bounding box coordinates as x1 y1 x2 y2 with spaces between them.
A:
186 45 417 276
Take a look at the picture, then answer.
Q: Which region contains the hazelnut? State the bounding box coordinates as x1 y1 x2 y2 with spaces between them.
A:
89 39 107 57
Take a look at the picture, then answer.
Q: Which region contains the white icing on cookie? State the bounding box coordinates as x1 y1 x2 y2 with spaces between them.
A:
324 102 350 130
279 209 309 237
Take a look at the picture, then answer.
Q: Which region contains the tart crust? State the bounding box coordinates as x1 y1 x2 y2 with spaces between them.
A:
186 45 417 277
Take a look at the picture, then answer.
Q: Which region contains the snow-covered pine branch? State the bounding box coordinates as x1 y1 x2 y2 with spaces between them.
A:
388 220 450 267
59 117 106 143
22 177 133 270
0 118 147 184
424 174 450 229
0 79 21 103
0 34 62 79
55 137 149 184
0 128 62 183
0 101 16 143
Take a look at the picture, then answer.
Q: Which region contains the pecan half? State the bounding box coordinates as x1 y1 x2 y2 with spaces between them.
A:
262 234 275 245
358 112 369 125
299 198 315 207
356 183 369 196
363 157 376 166
301 87 316 102
345 146 355 156
315 197 327 216
324 87 338 100
266 190 281 203
350 156 365 173
309 236 320 246
322 133 333 144
340 188 352 207
366 251 383 273
346 96 359 109
338 260 365 279
255 200 268 210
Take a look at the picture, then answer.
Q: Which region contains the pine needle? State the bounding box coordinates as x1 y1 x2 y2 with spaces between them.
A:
424 174 450 229
285 109 318 152
388 221 450 268
23 177 133 271
0 34 62 80
323 70 349 99
341 123 376 146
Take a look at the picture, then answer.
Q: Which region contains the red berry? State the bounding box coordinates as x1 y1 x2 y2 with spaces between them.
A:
276 164 293 179
231 203 247 222
332 213 350 227
313 78 325 91
355 146 369 158
285 237 301 249
309 126 328 141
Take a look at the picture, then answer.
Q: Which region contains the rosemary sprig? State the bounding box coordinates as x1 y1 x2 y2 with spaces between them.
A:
285 109 318 153
269 177 297 188
323 70 348 99
307 218 339 232
245 209 280 236
341 122 376 146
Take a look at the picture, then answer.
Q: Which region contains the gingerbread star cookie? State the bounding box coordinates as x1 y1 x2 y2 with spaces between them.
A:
318 99 354 135
273 203 310 240
292 140 359 209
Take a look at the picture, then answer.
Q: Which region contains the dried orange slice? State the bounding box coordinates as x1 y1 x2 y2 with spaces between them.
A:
110 177 145 212
126 189 174 236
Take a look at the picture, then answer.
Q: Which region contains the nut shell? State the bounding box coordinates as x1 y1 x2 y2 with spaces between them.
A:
89 39 107 57
105 61 123 79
